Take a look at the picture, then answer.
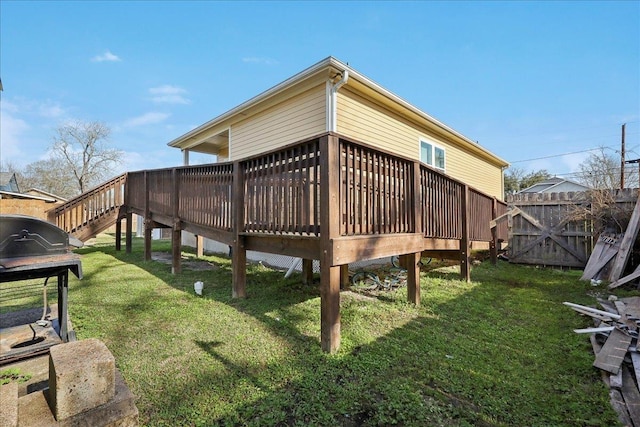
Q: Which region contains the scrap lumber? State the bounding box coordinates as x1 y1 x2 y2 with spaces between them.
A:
563 302 621 320
622 366 640 426
574 326 615 334
570 298 640 424
610 264 640 290
609 193 640 282
611 389 634 427
631 352 640 389
582 234 621 281
593 328 633 374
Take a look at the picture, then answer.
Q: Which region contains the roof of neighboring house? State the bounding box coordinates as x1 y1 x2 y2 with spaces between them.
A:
25 188 68 202
168 56 508 168
0 190 58 202
0 172 21 193
518 177 591 194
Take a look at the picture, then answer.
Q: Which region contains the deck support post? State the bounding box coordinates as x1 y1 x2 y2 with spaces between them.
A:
401 252 421 306
320 263 341 353
196 235 204 258
143 220 152 261
171 169 181 275
115 218 122 251
319 133 341 353
125 212 132 254
490 197 498 265
302 259 314 285
143 171 151 261
340 264 350 289
460 185 471 282
171 226 182 274
232 161 247 298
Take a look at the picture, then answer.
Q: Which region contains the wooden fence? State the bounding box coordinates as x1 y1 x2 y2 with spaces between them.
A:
506 189 638 267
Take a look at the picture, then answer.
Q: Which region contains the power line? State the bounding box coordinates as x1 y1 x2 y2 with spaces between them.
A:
510 146 616 163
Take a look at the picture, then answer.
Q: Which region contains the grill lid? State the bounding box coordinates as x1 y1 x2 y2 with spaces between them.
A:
0 215 70 259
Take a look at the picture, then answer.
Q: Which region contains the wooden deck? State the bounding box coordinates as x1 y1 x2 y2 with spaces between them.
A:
51 132 508 352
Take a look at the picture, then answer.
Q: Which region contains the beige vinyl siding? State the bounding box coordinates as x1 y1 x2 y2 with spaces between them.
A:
231 85 326 159
337 88 503 198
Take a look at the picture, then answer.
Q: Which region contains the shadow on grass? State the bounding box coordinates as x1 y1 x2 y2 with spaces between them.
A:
65 235 620 426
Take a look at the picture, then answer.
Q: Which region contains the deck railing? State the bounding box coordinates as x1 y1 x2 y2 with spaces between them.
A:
243 137 321 236
50 173 127 237
52 132 508 246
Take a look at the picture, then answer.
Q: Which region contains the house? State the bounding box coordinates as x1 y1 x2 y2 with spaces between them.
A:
0 173 66 221
168 57 508 199
517 177 590 194
50 57 511 353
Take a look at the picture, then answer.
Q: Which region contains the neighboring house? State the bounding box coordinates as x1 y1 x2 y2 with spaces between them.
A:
168 56 508 199
0 189 64 221
517 177 591 194
0 172 21 193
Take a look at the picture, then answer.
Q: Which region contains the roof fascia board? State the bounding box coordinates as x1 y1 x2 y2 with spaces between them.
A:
0 190 57 202
168 57 337 149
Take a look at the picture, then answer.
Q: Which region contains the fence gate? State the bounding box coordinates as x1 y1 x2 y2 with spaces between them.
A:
505 190 639 268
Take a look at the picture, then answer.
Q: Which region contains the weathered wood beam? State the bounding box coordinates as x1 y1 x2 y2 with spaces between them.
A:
460 185 471 282
319 134 341 353
232 161 247 299
125 212 133 254
401 252 421 306
115 219 122 251
195 235 204 258
610 193 640 281
302 259 313 285
171 168 182 275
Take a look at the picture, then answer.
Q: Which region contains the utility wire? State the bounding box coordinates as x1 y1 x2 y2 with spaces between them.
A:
510 146 616 163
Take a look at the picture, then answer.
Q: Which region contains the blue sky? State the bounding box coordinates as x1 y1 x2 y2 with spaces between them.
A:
1 1 638 180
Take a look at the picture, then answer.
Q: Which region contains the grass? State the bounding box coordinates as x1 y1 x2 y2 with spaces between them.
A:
1 234 629 426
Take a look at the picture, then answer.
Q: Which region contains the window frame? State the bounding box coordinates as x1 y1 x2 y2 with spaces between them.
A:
419 138 446 172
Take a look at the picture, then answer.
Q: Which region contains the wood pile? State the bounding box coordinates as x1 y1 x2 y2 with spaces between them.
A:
567 298 640 426
581 193 640 289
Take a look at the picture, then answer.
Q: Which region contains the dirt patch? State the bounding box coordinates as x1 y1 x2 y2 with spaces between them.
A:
151 252 219 271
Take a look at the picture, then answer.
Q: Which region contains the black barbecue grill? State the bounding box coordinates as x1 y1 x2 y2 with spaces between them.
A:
0 215 82 363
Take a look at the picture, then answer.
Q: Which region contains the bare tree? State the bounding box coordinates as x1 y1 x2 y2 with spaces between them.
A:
51 120 123 194
22 159 78 199
575 147 635 190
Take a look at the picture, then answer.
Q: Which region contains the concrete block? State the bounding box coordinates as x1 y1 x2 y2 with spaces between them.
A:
19 370 138 427
0 381 19 427
49 339 115 420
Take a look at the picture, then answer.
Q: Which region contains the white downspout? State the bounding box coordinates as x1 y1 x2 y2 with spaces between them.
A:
329 70 349 132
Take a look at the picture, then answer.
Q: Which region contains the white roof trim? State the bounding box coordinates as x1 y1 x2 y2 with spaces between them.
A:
0 190 58 202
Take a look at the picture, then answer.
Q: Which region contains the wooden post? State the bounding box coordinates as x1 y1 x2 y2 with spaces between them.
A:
171 168 181 275
340 264 350 289
401 252 421 306
413 160 423 237
144 171 151 261
490 197 498 265
319 133 341 353
125 212 132 254
460 185 471 282
196 235 204 258
115 218 122 251
232 161 247 298
302 259 314 285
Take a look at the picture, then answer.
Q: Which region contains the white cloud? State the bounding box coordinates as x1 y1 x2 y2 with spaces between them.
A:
0 107 30 164
149 85 190 104
123 112 171 127
91 50 122 62
242 56 279 66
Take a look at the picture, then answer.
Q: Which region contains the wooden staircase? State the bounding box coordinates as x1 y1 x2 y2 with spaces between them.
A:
49 174 127 242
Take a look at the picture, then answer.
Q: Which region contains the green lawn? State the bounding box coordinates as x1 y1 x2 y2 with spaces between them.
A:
2 234 625 426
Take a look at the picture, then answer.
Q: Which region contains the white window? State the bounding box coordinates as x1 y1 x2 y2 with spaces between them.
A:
420 139 446 171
